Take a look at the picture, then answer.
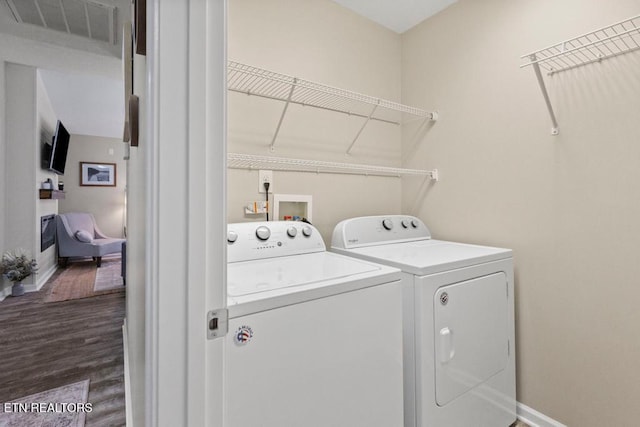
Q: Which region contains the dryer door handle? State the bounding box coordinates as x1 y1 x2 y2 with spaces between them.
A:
439 327 455 363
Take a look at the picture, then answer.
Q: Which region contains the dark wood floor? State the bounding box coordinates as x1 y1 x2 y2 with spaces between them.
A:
0 270 126 426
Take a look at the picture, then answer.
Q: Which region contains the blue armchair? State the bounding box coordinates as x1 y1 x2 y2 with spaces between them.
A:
56 212 125 267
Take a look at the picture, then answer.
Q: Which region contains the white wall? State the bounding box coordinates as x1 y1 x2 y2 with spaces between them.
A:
0 33 120 79
3 63 38 295
401 0 640 425
2 63 74 297
36 71 60 283
2 64 58 294
228 0 406 242
58 134 126 238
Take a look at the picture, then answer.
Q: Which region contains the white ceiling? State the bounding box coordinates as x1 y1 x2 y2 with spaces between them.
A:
5 0 118 44
39 69 124 139
332 0 457 33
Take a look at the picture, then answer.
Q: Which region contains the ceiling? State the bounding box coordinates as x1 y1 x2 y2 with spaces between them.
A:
39 69 124 139
5 0 118 44
0 0 127 139
3 1 457 139
332 0 457 33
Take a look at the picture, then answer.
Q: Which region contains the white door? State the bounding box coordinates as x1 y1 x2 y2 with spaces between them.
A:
433 273 509 406
149 1 227 426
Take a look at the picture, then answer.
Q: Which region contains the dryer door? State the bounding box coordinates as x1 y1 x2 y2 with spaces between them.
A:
433 272 509 406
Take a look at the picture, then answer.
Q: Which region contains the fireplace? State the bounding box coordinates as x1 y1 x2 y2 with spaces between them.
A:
41 214 56 252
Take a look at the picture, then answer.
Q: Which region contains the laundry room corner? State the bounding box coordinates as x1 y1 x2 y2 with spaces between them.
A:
400 0 640 425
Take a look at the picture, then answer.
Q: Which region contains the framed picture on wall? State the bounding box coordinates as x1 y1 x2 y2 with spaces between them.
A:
80 162 117 187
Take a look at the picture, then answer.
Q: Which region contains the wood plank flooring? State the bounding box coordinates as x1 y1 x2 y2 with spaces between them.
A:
0 268 126 426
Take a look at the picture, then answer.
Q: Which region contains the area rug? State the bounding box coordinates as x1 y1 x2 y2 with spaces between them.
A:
45 258 124 303
93 259 124 292
0 379 90 427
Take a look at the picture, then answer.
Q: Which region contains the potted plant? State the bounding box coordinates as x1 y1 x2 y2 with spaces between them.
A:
1 248 38 297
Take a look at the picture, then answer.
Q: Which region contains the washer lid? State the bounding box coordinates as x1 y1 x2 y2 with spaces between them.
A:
337 239 512 276
227 251 401 317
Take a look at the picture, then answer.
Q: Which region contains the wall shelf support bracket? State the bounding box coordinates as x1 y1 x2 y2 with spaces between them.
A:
530 55 559 135
521 15 640 135
269 78 297 151
346 101 379 154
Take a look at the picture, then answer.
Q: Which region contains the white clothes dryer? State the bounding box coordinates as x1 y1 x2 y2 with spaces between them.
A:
225 221 404 427
332 215 516 427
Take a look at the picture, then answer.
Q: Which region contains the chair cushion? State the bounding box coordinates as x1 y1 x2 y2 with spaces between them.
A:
93 238 126 257
75 230 94 243
63 213 96 235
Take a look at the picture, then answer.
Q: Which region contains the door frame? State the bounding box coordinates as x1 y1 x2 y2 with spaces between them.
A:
146 0 227 425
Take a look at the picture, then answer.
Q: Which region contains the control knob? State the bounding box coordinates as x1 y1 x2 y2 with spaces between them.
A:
401 219 409 229
255 226 271 241
411 219 419 228
302 226 313 237
382 218 394 230
227 231 238 243
287 227 298 238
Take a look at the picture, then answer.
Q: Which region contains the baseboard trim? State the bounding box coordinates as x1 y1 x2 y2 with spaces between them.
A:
517 402 567 427
123 320 134 427
35 264 57 291
0 284 11 301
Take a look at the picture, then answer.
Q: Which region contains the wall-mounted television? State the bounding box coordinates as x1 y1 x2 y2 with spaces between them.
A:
48 120 70 175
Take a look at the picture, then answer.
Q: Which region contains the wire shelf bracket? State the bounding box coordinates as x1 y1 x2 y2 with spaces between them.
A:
228 153 439 180
521 14 640 135
228 61 438 152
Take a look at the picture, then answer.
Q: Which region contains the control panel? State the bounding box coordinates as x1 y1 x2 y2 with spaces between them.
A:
331 215 431 249
227 221 325 263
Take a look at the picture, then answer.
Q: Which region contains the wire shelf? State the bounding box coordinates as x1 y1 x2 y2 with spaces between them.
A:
521 15 640 74
228 61 435 125
521 14 640 135
228 153 438 179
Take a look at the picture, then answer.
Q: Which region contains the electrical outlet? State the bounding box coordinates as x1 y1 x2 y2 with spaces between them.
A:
258 170 273 193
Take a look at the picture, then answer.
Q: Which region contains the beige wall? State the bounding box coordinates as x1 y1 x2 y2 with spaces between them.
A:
228 0 405 243
59 134 126 238
401 0 640 425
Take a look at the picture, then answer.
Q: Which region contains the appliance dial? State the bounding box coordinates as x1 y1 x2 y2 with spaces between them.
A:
287 226 297 238
401 219 409 229
302 226 313 237
411 219 419 228
227 231 238 243
382 218 394 230
255 226 271 241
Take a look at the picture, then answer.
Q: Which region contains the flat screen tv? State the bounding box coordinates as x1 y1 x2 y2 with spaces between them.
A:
48 120 70 175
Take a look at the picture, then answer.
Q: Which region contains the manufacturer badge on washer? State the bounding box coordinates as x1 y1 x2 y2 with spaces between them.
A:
234 325 254 345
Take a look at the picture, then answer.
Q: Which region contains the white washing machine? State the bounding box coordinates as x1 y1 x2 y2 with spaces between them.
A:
331 215 516 427
225 221 404 427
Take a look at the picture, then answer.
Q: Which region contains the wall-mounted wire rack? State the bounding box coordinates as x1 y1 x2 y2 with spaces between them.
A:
228 153 439 180
521 14 640 135
228 61 438 153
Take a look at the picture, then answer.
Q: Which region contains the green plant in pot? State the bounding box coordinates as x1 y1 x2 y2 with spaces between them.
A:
1 248 38 297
